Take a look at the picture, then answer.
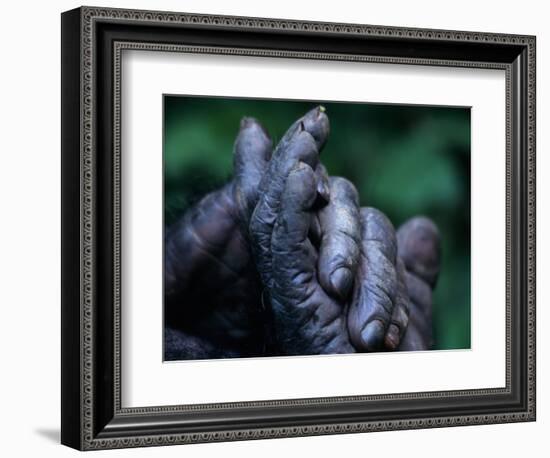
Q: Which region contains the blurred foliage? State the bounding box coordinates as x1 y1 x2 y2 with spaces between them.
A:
164 96 471 350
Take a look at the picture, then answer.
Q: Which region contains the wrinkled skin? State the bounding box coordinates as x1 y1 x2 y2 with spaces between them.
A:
249 137 441 355
165 108 334 358
165 108 441 359
397 217 441 350
164 118 272 358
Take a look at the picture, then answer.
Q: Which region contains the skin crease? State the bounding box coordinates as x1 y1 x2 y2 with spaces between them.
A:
164 108 441 359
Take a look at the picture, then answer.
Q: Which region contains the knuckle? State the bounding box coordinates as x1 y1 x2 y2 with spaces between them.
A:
330 176 359 203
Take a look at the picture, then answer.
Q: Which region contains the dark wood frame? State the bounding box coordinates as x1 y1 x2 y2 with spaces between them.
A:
61 6 536 450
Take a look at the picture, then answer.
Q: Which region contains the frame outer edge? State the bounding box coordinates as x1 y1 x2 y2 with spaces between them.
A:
526 36 536 421
61 7 84 451
81 5 535 43
69 6 536 450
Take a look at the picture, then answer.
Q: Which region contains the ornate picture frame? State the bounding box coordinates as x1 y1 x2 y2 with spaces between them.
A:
61 6 536 450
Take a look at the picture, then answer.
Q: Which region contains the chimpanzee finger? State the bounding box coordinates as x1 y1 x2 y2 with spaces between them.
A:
270 163 350 354
250 128 319 288
398 272 433 350
317 177 361 302
396 217 440 351
253 107 330 230
303 105 330 151
384 258 410 350
396 216 441 288
347 207 398 352
255 107 329 216
271 163 318 298
233 117 273 218
277 106 330 154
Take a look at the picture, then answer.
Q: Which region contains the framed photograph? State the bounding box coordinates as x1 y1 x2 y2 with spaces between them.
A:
61 6 536 450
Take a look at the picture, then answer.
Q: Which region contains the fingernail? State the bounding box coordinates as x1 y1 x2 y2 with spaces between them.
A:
361 320 385 351
330 267 352 300
240 117 254 128
239 117 271 141
301 108 329 151
384 324 400 350
319 105 326 113
317 176 330 199
315 180 330 208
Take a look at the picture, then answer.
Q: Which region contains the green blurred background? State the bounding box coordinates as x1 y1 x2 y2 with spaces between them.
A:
164 96 471 350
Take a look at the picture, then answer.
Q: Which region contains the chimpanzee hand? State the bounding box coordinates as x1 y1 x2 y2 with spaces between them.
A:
347 212 441 352
165 107 356 357
250 146 441 354
164 116 273 356
316 177 413 352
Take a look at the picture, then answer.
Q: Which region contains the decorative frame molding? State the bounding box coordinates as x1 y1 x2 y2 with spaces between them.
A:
61 6 536 450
